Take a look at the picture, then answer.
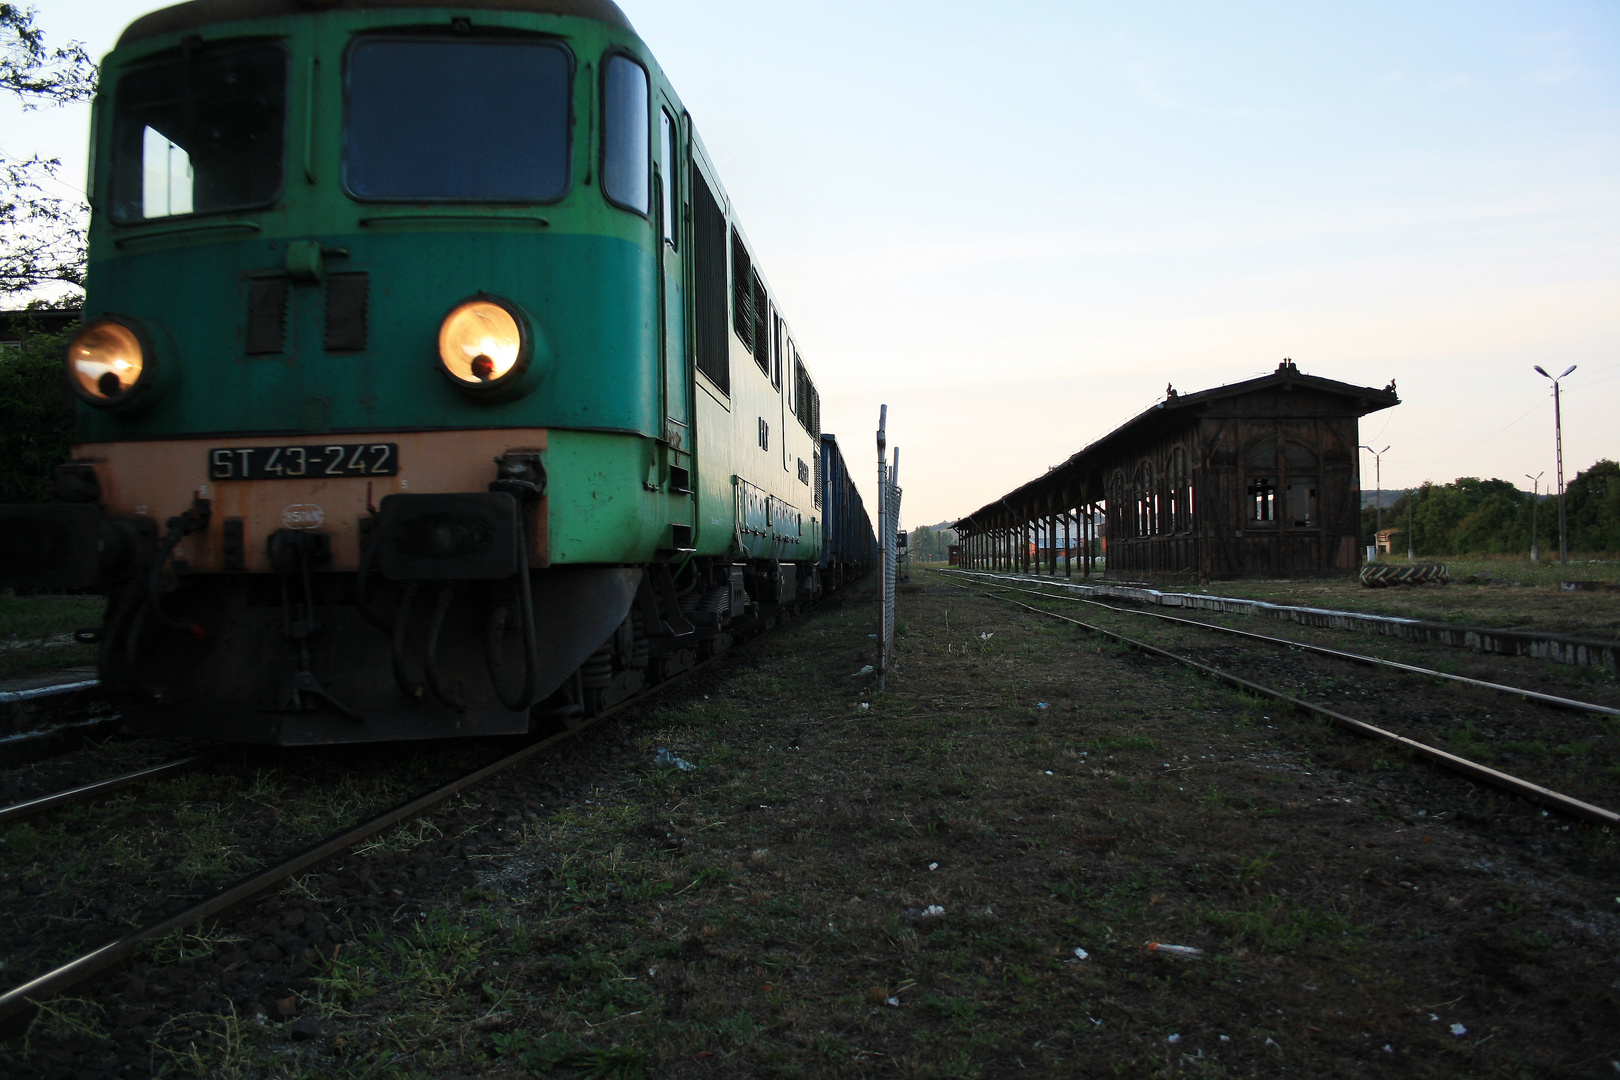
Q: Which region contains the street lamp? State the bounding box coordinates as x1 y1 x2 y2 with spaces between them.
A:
1525 472 1543 563
1360 444 1390 557
1533 364 1576 563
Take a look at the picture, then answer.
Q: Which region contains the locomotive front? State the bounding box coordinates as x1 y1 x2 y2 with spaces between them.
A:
1 0 720 742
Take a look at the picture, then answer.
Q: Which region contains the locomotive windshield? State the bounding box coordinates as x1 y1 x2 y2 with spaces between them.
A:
109 43 287 223
345 40 570 201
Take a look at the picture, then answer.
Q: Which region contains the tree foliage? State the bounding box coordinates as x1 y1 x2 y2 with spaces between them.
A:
1564 459 1620 554
1 4 96 300
907 524 956 561
1362 463 1620 557
0 318 76 502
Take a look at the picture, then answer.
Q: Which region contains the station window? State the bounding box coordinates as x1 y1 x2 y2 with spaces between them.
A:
1169 447 1192 532
602 54 649 214
1245 443 1279 525
1287 482 1317 527
1284 444 1318 527
111 42 287 222
1248 477 1277 522
345 39 569 201
1135 462 1157 536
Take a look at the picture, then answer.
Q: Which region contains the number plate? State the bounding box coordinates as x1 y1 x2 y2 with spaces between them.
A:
208 443 398 480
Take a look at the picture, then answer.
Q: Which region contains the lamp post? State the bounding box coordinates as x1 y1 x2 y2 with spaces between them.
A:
1525 472 1543 563
1360 444 1390 557
1533 365 1576 563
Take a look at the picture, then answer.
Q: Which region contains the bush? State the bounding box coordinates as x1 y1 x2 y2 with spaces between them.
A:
0 317 76 503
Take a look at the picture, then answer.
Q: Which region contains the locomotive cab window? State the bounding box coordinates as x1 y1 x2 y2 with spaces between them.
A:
602 54 649 214
345 39 570 201
110 43 287 223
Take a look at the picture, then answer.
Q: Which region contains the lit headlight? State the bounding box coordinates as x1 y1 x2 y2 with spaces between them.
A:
68 319 147 404
437 297 530 391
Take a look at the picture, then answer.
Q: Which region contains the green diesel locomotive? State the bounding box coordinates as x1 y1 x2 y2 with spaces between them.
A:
1 0 874 743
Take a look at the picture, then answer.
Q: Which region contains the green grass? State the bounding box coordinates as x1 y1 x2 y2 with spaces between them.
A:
0 592 103 679
1200 897 1364 951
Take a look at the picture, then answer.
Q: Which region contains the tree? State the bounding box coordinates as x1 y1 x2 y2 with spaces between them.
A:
909 524 936 560
1364 466 1617 558
0 316 76 502
1 4 96 302
1566 460 1620 554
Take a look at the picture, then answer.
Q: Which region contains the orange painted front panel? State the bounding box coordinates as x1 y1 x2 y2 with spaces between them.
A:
72 429 548 573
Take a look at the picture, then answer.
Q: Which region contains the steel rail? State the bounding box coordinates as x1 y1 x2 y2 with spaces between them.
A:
0 660 710 1032
944 572 1620 718
0 755 209 826
942 579 1620 829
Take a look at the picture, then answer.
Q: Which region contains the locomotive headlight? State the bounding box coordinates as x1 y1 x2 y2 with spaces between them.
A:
67 318 150 406
438 297 530 392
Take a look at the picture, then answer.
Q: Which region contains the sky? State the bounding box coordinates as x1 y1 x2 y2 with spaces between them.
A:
7 0 1618 530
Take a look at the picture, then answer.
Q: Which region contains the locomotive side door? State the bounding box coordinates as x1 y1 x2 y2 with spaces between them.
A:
657 99 690 451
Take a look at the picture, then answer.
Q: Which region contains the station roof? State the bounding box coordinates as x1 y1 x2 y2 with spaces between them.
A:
118 0 633 47
954 361 1399 531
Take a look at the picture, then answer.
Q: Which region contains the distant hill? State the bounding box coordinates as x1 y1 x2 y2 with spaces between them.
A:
1361 489 1411 510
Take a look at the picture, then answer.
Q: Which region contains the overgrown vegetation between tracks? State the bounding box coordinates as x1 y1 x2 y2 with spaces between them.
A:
5 574 1618 1078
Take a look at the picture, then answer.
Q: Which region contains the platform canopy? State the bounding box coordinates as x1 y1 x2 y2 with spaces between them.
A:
954 360 1400 580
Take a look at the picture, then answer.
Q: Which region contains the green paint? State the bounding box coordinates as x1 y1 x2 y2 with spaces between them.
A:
78 3 824 566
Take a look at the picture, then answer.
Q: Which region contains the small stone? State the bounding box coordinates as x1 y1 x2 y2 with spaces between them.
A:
281 910 305 928
289 1016 321 1040
250 943 281 964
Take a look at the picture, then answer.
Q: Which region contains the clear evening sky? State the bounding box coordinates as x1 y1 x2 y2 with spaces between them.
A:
10 0 1617 529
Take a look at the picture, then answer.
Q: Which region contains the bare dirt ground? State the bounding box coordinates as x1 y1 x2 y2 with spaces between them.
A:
5 573 1619 1078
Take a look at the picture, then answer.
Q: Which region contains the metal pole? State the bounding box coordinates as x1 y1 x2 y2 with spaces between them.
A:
1554 380 1567 564
876 405 887 692
1526 472 1542 563
1534 365 1576 564
1360 444 1388 557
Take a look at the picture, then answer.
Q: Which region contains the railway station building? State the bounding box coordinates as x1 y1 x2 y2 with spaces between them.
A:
953 360 1400 582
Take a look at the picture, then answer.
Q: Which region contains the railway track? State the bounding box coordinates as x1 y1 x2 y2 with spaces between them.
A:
0 652 721 1032
938 573 1620 830
0 755 208 826
944 570 1619 717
